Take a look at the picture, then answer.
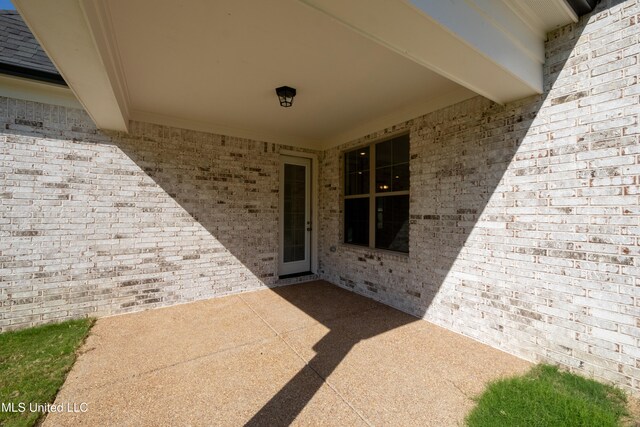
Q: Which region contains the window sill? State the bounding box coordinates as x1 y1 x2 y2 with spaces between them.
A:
338 243 410 261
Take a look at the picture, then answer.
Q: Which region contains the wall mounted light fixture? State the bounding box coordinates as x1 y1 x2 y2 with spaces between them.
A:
275 86 296 107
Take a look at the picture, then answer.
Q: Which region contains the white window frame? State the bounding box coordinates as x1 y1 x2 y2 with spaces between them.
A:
343 133 410 253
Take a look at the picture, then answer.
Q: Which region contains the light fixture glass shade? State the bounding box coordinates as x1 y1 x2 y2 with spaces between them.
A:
275 86 296 107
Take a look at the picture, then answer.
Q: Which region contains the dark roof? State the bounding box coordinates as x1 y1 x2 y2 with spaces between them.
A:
0 10 65 85
566 0 599 16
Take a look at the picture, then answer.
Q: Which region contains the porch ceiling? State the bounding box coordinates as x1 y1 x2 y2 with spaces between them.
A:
14 0 578 150
108 0 467 148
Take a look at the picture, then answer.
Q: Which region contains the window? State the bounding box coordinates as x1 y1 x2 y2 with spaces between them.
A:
344 134 409 253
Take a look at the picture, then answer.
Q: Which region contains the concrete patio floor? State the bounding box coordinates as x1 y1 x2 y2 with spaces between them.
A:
45 280 531 426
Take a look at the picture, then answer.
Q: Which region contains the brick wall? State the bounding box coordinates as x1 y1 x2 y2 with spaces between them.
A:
0 99 316 330
0 0 638 395
318 0 640 394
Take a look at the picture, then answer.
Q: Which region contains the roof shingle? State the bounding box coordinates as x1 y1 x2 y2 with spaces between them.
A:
0 10 61 77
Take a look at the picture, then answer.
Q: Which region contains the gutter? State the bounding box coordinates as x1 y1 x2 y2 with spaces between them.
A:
0 62 67 86
566 0 600 16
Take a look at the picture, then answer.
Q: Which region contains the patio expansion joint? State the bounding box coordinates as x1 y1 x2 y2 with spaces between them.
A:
71 334 278 393
238 294 373 427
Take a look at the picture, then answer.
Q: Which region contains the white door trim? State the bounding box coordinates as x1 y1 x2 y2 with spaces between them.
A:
279 150 318 275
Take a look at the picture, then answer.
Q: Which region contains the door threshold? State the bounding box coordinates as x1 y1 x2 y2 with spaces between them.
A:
279 271 313 280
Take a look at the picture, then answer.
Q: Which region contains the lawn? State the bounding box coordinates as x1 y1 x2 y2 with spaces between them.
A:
466 364 632 427
0 319 94 427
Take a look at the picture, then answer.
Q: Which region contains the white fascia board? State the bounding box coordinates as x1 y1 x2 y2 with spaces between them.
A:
504 0 578 35
464 0 545 64
13 0 129 132
0 74 82 109
299 0 545 104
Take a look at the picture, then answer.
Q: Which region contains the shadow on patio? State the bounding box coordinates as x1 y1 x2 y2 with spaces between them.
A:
10 20 588 422
1 5 592 424
45 281 531 426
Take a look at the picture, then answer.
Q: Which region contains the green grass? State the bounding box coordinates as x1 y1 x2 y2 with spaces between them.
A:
466 364 630 427
0 319 94 427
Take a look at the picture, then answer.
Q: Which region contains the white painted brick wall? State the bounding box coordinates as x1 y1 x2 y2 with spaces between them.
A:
0 0 638 396
0 98 316 331
318 0 640 395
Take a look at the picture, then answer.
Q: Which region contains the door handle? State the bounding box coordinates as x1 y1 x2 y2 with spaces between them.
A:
307 227 312 231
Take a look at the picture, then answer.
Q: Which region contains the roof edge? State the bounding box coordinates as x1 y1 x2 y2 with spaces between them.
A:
0 62 66 86
565 0 599 16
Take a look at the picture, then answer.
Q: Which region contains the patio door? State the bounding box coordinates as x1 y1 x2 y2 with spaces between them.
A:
279 156 311 276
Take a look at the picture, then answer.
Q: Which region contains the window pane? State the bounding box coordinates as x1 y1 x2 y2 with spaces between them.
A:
375 134 409 193
376 139 392 167
392 134 410 164
375 195 409 253
345 198 369 246
345 147 370 195
283 164 306 263
392 162 409 192
376 166 392 193
347 171 369 195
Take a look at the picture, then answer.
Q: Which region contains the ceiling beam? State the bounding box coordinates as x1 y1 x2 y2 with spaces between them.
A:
13 0 129 132
299 0 550 104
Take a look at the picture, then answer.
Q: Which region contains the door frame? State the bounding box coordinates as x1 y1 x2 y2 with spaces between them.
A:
279 150 318 276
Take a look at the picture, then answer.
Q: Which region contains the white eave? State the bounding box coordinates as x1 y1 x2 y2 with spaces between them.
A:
12 0 579 148
13 0 129 132
300 0 578 104
0 74 82 109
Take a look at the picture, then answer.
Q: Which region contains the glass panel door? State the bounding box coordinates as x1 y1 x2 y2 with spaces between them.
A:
283 164 306 262
279 156 311 275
